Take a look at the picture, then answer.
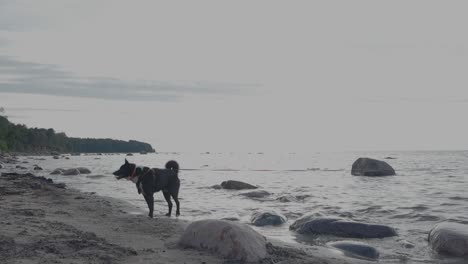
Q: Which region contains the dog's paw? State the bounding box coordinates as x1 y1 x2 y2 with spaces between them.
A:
176 212 180 217
165 213 171 217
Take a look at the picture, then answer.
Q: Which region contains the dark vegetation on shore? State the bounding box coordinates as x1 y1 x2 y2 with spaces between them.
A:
0 114 155 153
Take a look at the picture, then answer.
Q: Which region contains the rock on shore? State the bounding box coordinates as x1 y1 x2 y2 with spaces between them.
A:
428 222 468 257
179 219 267 262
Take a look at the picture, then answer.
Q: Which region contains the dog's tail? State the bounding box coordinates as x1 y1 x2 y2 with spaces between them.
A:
165 160 179 174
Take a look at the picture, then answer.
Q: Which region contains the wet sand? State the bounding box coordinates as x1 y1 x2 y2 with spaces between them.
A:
0 171 362 264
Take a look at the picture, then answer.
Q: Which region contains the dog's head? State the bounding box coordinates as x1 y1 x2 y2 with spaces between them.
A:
113 159 134 179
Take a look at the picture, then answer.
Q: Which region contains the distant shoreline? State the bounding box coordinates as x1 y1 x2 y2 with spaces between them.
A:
0 115 155 154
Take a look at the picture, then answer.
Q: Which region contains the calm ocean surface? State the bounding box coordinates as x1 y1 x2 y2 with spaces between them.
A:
14 151 468 263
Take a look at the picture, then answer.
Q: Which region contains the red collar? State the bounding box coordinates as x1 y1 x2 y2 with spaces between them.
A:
129 166 137 181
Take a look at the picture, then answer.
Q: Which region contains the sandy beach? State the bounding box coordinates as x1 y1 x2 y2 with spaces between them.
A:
0 171 364 264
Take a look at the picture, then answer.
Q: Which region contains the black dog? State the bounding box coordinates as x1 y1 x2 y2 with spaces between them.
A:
113 159 180 218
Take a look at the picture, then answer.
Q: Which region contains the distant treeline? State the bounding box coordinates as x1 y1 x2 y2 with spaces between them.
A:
0 115 155 153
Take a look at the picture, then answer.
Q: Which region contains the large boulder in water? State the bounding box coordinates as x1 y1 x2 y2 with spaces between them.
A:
179 219 267 262
221 180 258 190
251 211 287 226
351 157 395 176
76 167 91 174
328 241 380 260
62 168 80 176
428 222 468 257
290 215 397 238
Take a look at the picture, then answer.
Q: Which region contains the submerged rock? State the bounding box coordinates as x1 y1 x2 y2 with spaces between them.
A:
328 241 379 260
290 215 397 238
33 166 43 171
211 184 222 190
0 164 3 169
276 195 295 202
276 194 312 203
221 217 240 221
76 167 91 174
53 156 60 159
428 222 468 257
240 190 271 198
251 211 287 226
397 239 415 249
15 165 27 169
179 219 267 262
351 157 396 176
62 168 80 176
50 169 63 175
221 180 258 190
86 175 106 179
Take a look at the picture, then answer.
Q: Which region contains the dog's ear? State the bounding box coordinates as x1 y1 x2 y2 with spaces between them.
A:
125 159 129 164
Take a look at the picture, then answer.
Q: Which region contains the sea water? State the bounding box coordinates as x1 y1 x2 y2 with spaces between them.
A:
18 151 468 262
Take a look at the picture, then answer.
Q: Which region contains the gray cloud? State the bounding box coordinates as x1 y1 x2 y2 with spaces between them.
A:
0 56 256 101
0 37 8 47
5 107 80 112
0 1 48 32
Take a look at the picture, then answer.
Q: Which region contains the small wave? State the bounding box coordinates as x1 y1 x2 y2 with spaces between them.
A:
446 218 468 225
448 196 468 201
86 175 107 179
276 194 312 203
407 168 433 172
440 203 459 206
391 213 441 222
397 205 429 211
356 205 396 214
322 169 345 172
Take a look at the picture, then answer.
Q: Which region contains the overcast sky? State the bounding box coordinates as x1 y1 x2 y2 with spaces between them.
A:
1 1 467 152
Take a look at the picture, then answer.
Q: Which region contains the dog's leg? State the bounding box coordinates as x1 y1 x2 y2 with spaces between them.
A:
163 191 173 217
142 194 151 217
142 183 155 218
172 194 180 217
143 194 154 218
148 195 154 218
